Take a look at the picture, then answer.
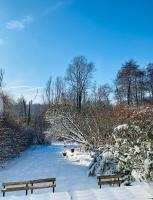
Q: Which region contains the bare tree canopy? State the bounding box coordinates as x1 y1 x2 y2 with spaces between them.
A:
45 76 53 107
65 56 95 111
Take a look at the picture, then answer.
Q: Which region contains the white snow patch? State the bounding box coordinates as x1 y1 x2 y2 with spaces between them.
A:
114 124 129 131
64 148 92 166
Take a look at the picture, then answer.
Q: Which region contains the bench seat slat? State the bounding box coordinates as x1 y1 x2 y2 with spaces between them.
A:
29 184 56 190
98 180 121 185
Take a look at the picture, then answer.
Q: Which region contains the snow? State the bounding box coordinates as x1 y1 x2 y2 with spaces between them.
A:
0 192 70 200
0 144 97 196
65 147 92 166
114 124 140 132
72 186 153 200
134 145 140 153
114 124 129 131
0 144 152 200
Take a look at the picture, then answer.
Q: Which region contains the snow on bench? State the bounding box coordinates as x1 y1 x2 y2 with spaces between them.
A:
71 185 153 200
0 192 71 200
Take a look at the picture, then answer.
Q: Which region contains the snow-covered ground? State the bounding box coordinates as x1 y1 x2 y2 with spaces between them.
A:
65 146 93 166
71 186 153 200
0 144 152 200
0 144 96 196
0 192 71 200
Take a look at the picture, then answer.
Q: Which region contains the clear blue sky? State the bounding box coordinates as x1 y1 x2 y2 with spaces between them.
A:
0 0 153 102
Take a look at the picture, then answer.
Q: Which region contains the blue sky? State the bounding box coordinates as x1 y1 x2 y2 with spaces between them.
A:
0 0 153 102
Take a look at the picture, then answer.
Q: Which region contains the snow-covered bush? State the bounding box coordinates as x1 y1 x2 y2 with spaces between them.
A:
88 147 118 176
113 124 153 182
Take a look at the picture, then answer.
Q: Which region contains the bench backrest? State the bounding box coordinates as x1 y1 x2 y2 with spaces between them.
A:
2 181 28 187
97 175 121 188
2 178 56 186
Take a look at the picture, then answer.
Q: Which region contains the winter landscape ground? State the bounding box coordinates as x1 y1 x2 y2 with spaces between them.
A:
0 144 152 200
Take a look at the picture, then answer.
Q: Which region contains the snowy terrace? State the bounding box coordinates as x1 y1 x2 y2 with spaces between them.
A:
0 144 152 200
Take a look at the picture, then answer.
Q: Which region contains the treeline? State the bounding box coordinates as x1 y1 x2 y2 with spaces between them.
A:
44 56 153 148
115 60 153 105
43 57 153 110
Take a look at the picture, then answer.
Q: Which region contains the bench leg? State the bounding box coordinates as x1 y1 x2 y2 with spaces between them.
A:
99 178 101 189
3 186 5 197
118 178 120 187
112 179 115 187
26 184 28 195
3 192 5 197
31 183 33 194
53 181 55 193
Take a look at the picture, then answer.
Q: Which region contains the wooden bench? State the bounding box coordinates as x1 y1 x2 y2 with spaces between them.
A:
1 178 56 197
97 175 123 189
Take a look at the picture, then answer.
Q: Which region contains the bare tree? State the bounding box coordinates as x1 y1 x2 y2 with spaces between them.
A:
45 76 53 107
45 105 96 148
17 96 27 123
45 103 116 149
97 84 112 106
91 82 98 105
17 90 38 125
65 56 95 111
54 76 65 104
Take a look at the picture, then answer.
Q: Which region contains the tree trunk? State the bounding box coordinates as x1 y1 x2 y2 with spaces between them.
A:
78 94 82 112
127 80 131 105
